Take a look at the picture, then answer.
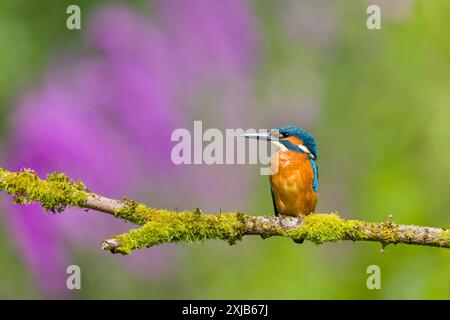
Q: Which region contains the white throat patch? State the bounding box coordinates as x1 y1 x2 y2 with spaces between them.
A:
270 141 288 152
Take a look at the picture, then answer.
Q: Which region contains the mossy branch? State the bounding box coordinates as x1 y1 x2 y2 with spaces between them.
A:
0 167 449 255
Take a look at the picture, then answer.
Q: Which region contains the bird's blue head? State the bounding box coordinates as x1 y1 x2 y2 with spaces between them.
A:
241 125 318 159
276 125 318 160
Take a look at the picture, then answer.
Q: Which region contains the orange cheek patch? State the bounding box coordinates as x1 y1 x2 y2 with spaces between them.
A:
285 136 303 146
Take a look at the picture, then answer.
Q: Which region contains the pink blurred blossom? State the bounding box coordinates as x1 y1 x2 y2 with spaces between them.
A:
4 0 259 295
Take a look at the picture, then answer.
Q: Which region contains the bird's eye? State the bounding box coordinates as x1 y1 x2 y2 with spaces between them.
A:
281 132 289 138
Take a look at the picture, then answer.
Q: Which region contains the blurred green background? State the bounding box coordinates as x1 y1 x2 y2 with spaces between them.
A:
0 0 449 299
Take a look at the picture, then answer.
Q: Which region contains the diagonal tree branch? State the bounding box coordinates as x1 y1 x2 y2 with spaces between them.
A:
0 167 449 254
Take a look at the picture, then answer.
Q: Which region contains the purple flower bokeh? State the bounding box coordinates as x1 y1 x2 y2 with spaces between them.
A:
5 0 259 295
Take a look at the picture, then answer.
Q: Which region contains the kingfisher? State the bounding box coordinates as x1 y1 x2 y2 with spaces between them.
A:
243 125 319 217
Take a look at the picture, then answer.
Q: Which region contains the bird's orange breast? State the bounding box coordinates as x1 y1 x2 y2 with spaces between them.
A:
269 151 318 217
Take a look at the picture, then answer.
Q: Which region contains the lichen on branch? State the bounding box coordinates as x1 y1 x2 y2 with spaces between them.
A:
0 167 449 255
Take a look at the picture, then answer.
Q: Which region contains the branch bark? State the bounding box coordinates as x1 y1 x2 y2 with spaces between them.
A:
1 167 449 254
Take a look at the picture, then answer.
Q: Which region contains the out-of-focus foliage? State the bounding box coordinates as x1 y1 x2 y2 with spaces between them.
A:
0 0 448 299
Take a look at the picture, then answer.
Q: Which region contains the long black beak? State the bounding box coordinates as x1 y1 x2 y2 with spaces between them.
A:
241 132 275 141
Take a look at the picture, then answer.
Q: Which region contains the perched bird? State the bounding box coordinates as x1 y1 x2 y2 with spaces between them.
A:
243 125 318 217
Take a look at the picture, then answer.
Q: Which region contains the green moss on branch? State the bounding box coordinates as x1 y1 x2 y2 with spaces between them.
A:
110 209 246 254
285 213 370 244
0 168 87 213
286 213 450 248
1 167 449 254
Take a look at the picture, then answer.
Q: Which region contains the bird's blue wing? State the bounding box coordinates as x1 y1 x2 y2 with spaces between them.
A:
309 158 319 193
